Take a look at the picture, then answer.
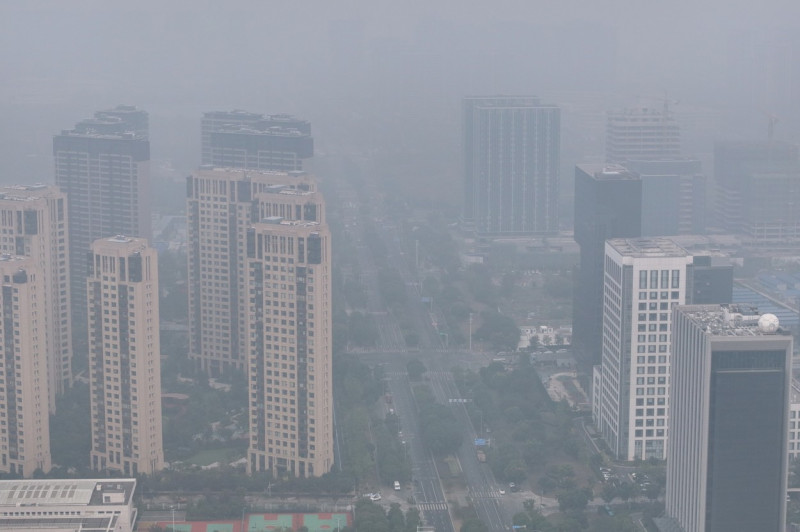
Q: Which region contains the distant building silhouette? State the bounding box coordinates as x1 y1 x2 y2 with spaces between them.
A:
667 304 791 532
0 255 52 477
0 185 72 413
462 96 560 235
53 106 151 358
713 140 799 238
623 159 706 236
201 110 312 171
88 236 163 476
572 164 641 365
606 107 680 163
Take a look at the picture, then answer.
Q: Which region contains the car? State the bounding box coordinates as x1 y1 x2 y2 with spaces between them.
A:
393 481 401 491
498 488 506 495
509 482 519 493
370 493 382 501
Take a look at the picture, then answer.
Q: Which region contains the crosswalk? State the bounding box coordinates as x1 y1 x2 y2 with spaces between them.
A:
468 487 505 499
418 502 448 511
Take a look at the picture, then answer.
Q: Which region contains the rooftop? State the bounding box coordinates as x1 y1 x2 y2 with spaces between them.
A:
0 184 60 202
607 237 689 258
577 163 639 180
679 304 790 337
0 479 135 507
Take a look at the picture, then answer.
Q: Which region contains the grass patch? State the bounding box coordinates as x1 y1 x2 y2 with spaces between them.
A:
185 447 243 467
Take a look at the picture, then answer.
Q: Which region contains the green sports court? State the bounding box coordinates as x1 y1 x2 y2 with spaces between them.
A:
152 511 350 532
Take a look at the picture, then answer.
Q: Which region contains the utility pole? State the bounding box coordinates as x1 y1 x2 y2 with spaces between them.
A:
469 313 474 352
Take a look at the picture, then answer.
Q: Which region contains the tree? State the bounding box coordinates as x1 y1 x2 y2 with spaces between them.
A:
460 518 488 532
617 482 635 507
600 483 616 504
387 503 405 532
557 487 591 513
407 359 427 381
404 507 421 532
473 310 520 352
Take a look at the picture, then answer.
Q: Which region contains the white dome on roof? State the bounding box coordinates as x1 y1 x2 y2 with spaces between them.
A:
758 313 780 333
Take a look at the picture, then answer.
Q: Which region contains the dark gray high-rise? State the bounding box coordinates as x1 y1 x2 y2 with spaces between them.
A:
572 164 641 364
201 110 312 171
667 304 791 532
462 96 560 235
54 106 150 357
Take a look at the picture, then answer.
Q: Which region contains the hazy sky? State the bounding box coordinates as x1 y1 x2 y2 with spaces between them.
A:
2 1 799 202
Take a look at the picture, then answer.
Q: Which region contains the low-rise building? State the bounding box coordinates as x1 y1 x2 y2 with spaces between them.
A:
0 478 137 531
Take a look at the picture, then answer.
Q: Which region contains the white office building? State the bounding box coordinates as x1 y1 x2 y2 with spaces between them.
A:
593 238 692 461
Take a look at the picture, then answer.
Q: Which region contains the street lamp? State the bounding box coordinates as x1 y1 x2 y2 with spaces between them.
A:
170 505 176 532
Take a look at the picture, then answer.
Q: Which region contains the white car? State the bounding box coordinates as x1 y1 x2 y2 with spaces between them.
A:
498 488 506 495
370 493 382 501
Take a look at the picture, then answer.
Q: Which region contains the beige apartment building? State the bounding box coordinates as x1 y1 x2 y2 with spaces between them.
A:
187 167 332 477
186 167 321 375
0 255 52 476
246 216 333 478
88 236 163 476
0 185 71 413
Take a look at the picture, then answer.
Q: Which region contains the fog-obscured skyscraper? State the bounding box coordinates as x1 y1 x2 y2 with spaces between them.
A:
606 107 680 163
0 185 72 413
201 111 313 171
713 140 799 236
54 106 150 355
623 159 706 236
88 236 163 476
462 96 560 235
667 305 791 532
572 164 641 365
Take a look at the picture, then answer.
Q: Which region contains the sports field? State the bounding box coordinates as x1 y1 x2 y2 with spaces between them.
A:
151 512 351 532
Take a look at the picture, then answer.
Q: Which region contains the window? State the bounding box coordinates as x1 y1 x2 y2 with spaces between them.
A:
639 271 648 289
671 270 680 288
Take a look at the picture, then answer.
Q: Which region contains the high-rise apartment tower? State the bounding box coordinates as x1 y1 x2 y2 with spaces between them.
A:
187 168 323 375
54 106 150 356
246 214 333 478
201 111 312 171
0 255 52 476
88 236 163 476
0 185 72 412
462 96 560 235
